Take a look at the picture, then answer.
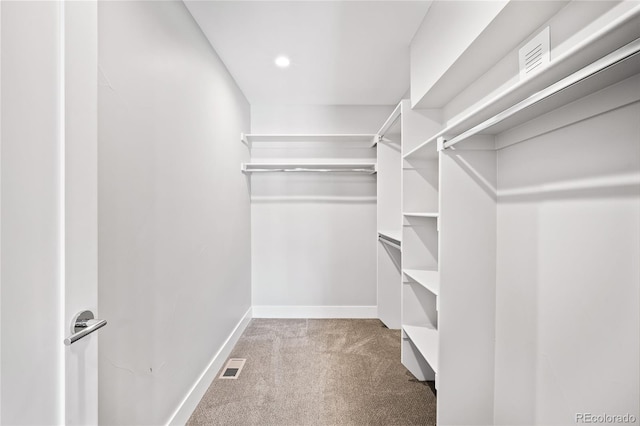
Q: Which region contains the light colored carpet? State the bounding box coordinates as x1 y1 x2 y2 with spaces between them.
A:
187 319 437 426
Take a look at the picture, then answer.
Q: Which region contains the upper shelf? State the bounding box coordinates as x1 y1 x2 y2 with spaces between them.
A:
445 37 640 149
241 162 377 174
404 5 640 158
241 133 380 148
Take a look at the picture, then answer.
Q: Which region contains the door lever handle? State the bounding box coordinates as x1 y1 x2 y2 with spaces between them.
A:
64 310 107 346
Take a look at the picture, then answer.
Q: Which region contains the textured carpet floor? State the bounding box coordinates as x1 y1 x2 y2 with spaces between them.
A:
187 319 436 426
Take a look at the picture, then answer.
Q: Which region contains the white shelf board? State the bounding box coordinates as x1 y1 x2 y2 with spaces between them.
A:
403 324 439 373
377 101 402 140
241 162 377 174
405 8 640 158
241 133 379 147
403 269 439 296
403 212 439 218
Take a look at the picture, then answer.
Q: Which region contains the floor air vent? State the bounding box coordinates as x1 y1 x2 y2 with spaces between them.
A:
219 358 246 379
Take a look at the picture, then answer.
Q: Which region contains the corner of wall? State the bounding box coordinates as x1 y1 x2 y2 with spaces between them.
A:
166 308 253 426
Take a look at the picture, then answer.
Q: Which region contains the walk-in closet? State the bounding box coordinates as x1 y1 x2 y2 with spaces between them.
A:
1 1 638 425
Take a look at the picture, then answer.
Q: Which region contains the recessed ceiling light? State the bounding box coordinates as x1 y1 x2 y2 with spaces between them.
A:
275 56 290 68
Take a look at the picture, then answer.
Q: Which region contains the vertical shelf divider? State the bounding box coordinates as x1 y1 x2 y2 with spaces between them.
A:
400 101 442 384
377 102 403 330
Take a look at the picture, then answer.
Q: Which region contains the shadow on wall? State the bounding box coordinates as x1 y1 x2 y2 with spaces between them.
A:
249 173 377 203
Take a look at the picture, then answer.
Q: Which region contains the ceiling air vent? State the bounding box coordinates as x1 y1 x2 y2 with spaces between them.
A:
519 27 550 80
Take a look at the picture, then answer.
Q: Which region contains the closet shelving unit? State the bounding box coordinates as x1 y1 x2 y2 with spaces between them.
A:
412 27 640 426
376 102 403 329
396 100 442 383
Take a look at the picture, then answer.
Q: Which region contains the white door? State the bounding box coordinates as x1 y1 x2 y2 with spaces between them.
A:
1 1 100 424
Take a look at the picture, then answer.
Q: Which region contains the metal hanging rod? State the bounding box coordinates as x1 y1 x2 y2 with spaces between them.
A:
244 168 377 174
241 163 377 174
378 232 401 250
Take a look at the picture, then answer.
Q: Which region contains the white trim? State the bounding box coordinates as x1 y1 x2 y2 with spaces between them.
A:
0 1 3 419
165 307 253 426
376 101 402 139
252 305 378 319
57 2 66 423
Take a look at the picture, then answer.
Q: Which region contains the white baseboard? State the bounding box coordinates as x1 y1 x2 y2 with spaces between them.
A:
166 307 252 426
252 305 378 319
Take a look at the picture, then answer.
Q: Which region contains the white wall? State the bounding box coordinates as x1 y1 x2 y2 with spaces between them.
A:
494 77 640 425
250 105 392 317
1 2 63 424
410 0 508 108
98 2 251 425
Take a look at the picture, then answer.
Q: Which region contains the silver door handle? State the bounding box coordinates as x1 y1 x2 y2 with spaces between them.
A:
64 310 107 346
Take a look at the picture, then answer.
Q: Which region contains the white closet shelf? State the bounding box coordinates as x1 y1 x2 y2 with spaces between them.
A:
445 37 640 149
403 324 439 373
403 269 439 296
241 162 377 174
403 212 439 218
404 14 640 158
241 133 380 147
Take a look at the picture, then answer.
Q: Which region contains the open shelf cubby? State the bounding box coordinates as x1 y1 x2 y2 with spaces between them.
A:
403 324 439 373
403 269 439 296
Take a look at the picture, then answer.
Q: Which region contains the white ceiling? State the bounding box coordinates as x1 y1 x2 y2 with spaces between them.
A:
184 1 432 106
